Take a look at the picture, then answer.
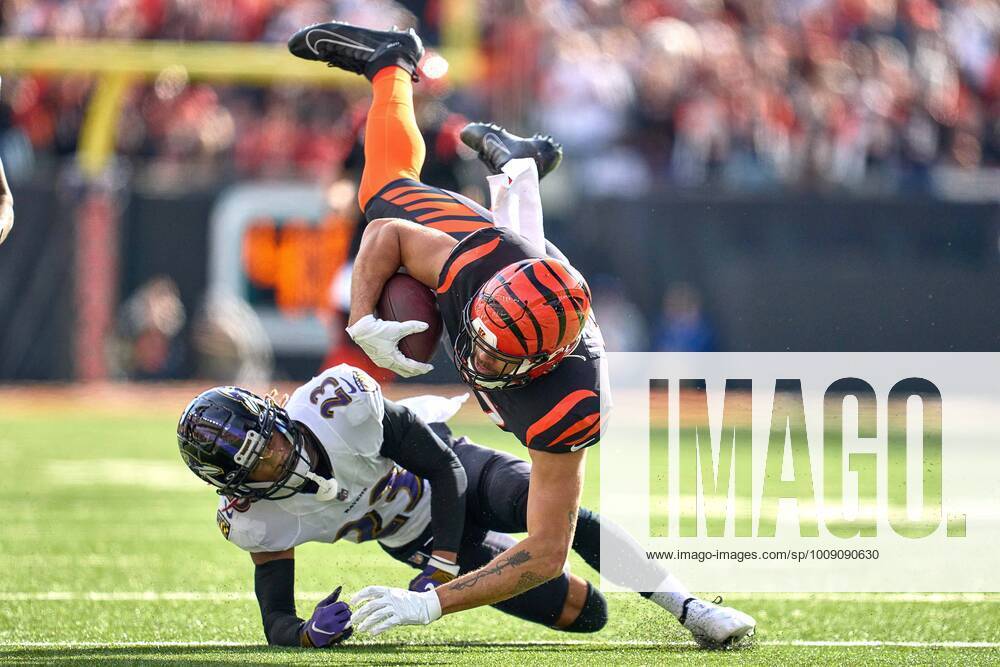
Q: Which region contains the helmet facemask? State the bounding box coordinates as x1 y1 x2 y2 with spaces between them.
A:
454 258 592 391
455 304 556 389
178 388 315 503
239 414 316 501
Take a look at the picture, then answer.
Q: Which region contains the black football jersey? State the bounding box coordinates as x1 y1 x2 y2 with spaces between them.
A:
435 227 605 453
364 177 605 453
364 178 495 241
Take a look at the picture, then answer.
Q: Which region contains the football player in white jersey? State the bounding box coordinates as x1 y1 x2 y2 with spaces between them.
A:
177 364 606 647
179 364 757 649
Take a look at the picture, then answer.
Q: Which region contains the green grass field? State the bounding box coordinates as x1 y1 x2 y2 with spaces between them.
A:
1 393 998 665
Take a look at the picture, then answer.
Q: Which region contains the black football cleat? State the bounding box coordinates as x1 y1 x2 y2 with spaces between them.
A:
460 122 563 179
288 21 424 82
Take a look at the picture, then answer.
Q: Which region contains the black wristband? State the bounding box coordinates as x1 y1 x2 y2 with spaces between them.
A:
254 558 305 646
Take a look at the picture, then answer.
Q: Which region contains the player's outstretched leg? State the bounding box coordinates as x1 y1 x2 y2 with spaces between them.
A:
571 508 756 649
460 122 563 178
288 22 427 210
287 21 424 81
455 438 756 648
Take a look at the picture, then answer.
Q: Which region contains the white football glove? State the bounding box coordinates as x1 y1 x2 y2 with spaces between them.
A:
0 199 12 246
345 314 434 378
350 586 442 636
0 76 9 247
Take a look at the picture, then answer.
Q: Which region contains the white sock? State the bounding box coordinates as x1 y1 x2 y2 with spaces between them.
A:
646 574 694 619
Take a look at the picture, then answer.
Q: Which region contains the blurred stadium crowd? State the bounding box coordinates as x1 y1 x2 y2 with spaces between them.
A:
0 0 997 194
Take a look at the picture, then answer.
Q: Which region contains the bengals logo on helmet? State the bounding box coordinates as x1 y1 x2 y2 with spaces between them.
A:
456 258 592 389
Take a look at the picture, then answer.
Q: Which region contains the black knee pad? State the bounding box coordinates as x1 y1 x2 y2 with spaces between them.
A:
562 581 608 633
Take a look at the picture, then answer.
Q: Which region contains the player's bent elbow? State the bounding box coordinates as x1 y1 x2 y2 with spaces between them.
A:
532 540 572 580
360 217 395 244
360 217 415 266
537 557 568 582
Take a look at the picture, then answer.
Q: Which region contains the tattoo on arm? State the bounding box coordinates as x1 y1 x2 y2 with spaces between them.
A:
515 571 548 594
450 551 532 591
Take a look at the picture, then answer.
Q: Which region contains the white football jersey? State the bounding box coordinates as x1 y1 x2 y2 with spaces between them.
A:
216 365 464 553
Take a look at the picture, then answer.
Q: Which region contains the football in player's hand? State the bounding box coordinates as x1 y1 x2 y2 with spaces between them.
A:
376 273 443 364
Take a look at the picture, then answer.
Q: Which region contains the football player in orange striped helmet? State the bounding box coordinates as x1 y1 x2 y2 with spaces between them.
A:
458 258 592 389
288 20 755 648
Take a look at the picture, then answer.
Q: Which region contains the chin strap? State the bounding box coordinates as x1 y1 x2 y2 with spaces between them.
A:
304 471 340 502
221 495 243 512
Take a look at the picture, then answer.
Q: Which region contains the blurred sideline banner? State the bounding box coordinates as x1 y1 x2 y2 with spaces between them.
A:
208 183 352 356
559 194 1000 351
0 182 77 380
1 186 998 380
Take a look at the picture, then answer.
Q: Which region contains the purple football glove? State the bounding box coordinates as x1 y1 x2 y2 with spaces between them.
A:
408 555 459 592
301 586 353 648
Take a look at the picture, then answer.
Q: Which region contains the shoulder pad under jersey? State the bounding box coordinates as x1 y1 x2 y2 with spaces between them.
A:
286 364 386 460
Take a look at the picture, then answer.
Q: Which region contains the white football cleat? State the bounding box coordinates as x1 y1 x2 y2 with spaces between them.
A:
680 596 756 649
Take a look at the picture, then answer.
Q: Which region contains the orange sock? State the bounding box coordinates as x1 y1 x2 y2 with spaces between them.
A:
358 67 426 210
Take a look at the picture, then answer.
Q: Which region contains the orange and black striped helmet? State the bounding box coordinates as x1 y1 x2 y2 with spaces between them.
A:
456 258 592 389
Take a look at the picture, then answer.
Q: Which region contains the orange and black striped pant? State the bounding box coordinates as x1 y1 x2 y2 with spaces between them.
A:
359 67 494 240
